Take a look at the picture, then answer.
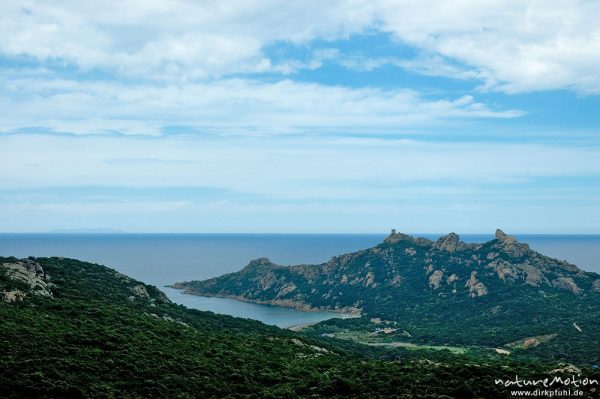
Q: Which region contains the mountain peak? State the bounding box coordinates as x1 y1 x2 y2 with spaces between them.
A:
495 229 517 244
433 232 464 252
240 257 278 274
384 229 415 244
245 257 273 268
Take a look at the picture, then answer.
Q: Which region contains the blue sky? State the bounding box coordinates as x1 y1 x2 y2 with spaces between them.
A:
1 1 599 233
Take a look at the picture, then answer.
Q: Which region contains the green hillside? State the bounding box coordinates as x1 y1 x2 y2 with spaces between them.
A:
174 230 600 365
4 256 598 398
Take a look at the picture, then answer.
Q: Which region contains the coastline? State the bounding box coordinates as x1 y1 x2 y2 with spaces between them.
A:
169 285 362 318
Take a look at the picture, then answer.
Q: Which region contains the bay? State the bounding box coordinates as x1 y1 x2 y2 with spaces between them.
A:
1 233 598 327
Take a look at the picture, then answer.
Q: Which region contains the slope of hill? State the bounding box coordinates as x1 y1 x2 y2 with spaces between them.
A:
173 230 600 365
6 255 591 398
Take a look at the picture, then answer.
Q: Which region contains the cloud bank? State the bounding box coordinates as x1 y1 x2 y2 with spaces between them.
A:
0 1 599 232
2 1 599 93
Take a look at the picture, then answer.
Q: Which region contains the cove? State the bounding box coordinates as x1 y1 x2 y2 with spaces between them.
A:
163 287 350 328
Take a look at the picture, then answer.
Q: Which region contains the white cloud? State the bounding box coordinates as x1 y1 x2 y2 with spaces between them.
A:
0 1 598 233
377 0 600 94
338 53 485 81
0 0 376 80
0 75 521 136
1 1 599 93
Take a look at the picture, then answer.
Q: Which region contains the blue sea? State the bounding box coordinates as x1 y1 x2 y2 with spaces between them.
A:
1 233 598 327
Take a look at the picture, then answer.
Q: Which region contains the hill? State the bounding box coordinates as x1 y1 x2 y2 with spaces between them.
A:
173 230 600 365
5 255 591 398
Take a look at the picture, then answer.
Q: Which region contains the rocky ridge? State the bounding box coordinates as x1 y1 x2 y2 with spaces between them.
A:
173 230 600 310
173 229 600 317
171 229 600 356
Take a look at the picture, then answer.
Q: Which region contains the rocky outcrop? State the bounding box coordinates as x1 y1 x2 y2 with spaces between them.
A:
0 290 27 303
491 261 517 281
276 283 297 298
465 271 488 298
446 274 459 284
522 264 544 286
433 233 467 252
364 271 375 287
290 338 331 354
389 274 402 286
523 338 539 348
384 231 415 244
1 259 53 301
592 279 600 293
404 247 417 256
553 277 581 294
428 270 444 289
495 229 517 244
131 284 150 298
494 229 531 258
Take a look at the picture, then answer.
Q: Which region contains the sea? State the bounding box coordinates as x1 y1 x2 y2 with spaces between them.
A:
1 233 598 328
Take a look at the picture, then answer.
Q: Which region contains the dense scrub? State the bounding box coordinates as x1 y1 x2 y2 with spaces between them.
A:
1 257 599 398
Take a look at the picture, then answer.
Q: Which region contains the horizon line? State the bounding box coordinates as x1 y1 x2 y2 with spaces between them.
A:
1 231 600 236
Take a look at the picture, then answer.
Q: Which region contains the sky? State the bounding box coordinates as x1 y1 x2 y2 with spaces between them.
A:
1 0 599 233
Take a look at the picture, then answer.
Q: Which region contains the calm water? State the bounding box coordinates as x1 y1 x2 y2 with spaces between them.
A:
1 233 598 327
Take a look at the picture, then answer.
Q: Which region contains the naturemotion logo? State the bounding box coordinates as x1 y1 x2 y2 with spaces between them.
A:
495 374 598 397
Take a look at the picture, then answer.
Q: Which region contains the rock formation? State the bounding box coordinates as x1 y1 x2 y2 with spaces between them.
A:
0 259 53 302
173 229 599 319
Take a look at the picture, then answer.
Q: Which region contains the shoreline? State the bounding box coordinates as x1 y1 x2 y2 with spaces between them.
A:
169 286 362 318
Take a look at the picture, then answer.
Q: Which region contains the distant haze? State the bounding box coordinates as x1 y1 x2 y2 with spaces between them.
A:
48 228 126 234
